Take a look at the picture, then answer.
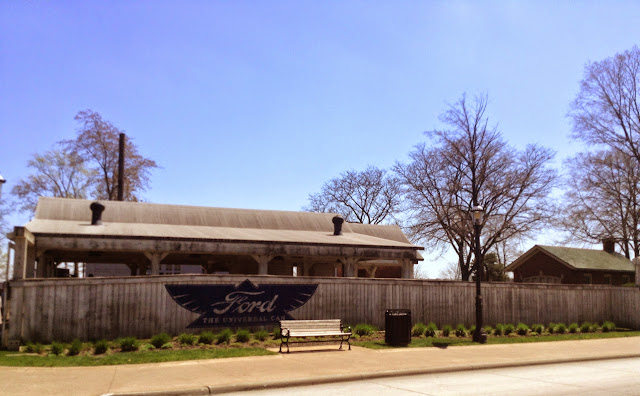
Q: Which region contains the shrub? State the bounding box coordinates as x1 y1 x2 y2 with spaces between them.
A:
118 337 140 352
355 323 376 337
254 330 269 342
178 333 196 346
50 342 65 356
441 324 452 337
198 331 215 345
483 326 493 335
580 322 593 333
516 323 529 336
273 327 282 340
531 324 544 334
216 328 233 345
555 323 567 334
425 322 438 337
455 324 467 337
568 323 579 333
235 329 251 343
93 340 109 355
504 324 515 335
602 321 616 332
151 333 172 348
411 322 427 337
67 339 83 356
24 342 44 354
547 323 556 334
493 324 505 336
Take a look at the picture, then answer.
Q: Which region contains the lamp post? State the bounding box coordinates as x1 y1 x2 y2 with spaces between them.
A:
471 204 487 344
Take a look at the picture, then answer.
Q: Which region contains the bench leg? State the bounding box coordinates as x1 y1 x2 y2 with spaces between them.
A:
279 336 289 353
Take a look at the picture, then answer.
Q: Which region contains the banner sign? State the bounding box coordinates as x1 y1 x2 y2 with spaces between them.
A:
165 279 318 328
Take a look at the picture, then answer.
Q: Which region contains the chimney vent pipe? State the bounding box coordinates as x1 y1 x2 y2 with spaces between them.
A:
90 202 106 225
603 238 615 254
332 215 344 235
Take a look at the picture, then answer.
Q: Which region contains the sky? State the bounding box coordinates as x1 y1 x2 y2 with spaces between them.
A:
1 1 640 277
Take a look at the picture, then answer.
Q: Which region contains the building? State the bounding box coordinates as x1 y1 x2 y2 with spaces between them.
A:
7 197 423 280
505 242 635 285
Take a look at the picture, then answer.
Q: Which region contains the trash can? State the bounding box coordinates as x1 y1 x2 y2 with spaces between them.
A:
385 309 411 346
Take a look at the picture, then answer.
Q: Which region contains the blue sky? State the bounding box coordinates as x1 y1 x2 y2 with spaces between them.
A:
1 1 639 277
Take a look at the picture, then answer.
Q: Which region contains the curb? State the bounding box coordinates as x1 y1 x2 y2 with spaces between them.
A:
103 352 640 396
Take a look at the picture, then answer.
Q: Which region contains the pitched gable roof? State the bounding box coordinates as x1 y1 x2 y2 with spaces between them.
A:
505 245 634 273
24 197 423 253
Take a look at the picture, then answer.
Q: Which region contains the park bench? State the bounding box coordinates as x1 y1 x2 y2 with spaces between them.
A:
279 319 352 353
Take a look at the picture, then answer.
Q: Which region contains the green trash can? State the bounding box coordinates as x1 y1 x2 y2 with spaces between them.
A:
385 309 411 346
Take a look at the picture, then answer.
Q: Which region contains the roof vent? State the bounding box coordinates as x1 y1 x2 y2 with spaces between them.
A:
332 215 344 236
90 202 105 225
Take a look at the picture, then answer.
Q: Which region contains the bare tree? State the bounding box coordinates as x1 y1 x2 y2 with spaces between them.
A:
11 149 95 213
304 166 402 224
437 261 462 280
570 45 640 162
558 150 640 259
63 110 158 201
395 94 557 280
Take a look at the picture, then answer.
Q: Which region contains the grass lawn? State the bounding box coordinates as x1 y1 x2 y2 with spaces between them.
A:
352 331 640 349
0 347 276 367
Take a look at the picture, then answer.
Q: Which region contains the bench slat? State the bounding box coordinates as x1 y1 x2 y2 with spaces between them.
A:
279 319 351 353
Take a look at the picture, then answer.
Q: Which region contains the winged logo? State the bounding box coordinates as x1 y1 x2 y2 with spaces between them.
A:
165 280 318 328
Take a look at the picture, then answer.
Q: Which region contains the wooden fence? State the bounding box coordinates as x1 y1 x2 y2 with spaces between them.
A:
6 274 640 343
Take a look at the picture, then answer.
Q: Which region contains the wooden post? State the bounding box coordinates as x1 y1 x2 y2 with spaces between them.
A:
252 255 273 275
144 252 169 275
11 227 34 280
634 257 640 287
398 258 414 279
339 257 359 278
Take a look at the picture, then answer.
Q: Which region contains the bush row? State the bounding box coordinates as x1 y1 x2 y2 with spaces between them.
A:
22 328 281 356
410 321 617 338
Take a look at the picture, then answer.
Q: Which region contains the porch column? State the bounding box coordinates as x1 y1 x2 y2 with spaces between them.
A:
398 258 414 279
36 251 48 278
11 227 35 280
302 261 315 276
364 264 377 278
144 252 169 275
252 255 274 275
339 257 360 278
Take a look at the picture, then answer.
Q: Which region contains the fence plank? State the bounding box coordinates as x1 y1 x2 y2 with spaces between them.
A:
7 276 640 342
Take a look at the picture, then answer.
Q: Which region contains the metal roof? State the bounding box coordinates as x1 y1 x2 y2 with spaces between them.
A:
25 197 422 251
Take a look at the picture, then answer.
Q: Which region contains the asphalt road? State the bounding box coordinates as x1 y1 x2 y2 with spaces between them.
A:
231 357 640 395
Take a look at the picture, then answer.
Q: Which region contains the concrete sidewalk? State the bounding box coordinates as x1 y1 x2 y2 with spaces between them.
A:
1 337 640 396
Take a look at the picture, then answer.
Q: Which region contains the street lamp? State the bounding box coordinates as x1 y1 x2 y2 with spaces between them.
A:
0 174 5 199
471 204 487 344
